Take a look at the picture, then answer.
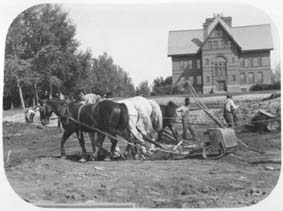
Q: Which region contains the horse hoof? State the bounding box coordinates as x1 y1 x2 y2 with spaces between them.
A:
79 158 87 163
89 156 96 161
120 154 126 160
61 155 67 159
140 155 146 161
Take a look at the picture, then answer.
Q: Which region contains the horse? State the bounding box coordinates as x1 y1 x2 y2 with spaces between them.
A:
80 93 101 104
39 98 130 161
118 96 163 158
38 98 65 132
158 101 180 142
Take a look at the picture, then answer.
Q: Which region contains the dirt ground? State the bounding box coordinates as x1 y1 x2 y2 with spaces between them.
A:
2 116 281 208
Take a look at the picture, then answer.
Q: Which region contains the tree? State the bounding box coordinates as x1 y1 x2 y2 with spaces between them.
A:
5 14 34 109
4 4 80 108
76 52 135 97
136 81 151 96
272 63 281 83
152 76 172 95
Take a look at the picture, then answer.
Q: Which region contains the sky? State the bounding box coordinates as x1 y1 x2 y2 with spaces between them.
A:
59 2 281 87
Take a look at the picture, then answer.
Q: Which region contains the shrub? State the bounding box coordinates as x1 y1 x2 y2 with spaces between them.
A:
250 82 281 91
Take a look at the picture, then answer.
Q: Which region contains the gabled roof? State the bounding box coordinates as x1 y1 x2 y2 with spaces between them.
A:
168 29 203 55
168 19 273 56
201 15 242 51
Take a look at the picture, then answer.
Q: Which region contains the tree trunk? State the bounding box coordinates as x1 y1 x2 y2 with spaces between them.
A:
49 71 52 99
34 83 39 105
17 82 25 110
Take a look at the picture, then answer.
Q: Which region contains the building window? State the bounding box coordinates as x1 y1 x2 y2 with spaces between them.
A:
227 41 231 48
219 40 224 48
197 59 201 69
213 40 218 49
244 58 249 67
206 76 210 83
205 59 209 65
240 58 244 67
258 72 263 84
207 41 212 49
223 63 226 76
189 76 194 84
248 72 255 83
249 57 253 67
197 76 202 85
215 64 218 76
183 60 188 69
262 56 269 66
240 73 246 84
180 60 184 69
232 57 235 63
232 74 236 81
253 57 259 67
258 57 262 66
215 30 222 37
188 60 192 69
219 63 222 76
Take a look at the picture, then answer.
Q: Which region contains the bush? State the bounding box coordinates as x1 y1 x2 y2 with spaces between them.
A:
250 82 281 91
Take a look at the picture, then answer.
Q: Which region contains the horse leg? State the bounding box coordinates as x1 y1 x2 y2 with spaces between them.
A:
109 138 118 160
76 131 88 162
57 117 62 133
88 132 97 160
97 133 107 160
61 129 73 159
128 128 147 160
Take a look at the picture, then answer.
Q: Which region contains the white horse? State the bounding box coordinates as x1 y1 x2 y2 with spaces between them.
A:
118 96 163 159
80 93 101 104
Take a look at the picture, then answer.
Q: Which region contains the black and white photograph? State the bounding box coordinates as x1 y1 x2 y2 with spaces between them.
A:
1 0 282 209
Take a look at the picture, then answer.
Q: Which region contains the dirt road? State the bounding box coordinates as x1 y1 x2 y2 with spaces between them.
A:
2 120 281 208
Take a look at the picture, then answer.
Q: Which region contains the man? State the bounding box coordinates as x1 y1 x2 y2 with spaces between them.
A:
25 107 37 123
176 97 199 141
223 93 239 128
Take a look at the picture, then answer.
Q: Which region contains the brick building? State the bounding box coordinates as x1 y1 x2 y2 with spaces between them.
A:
168 15 273 94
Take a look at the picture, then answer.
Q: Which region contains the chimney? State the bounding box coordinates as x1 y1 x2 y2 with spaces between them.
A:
222 16 232 27
203 17 214 40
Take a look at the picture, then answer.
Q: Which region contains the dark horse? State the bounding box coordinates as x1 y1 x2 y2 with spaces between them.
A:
158 101 180 142
39 99 129 161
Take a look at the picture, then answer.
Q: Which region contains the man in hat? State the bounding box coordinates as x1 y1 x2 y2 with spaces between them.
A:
223 93 239 128
176 97 199 141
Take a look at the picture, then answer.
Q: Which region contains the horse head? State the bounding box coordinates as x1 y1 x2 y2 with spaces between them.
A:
163 101 179 127
39 99 53 125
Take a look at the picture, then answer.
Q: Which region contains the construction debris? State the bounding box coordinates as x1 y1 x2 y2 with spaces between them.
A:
248 109 281 132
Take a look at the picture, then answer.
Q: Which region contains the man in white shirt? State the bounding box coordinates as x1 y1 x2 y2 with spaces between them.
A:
176 97 199 141
223 93 239 128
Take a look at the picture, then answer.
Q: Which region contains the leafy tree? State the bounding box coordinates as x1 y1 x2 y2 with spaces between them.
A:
76 52 135 97
152 76 172 95
272 63 281 83
136 80 151 96
4 4 136 109
4 4 79 108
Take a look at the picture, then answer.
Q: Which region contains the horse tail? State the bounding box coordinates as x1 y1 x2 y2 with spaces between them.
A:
148 100 163 131
118 103 129 131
